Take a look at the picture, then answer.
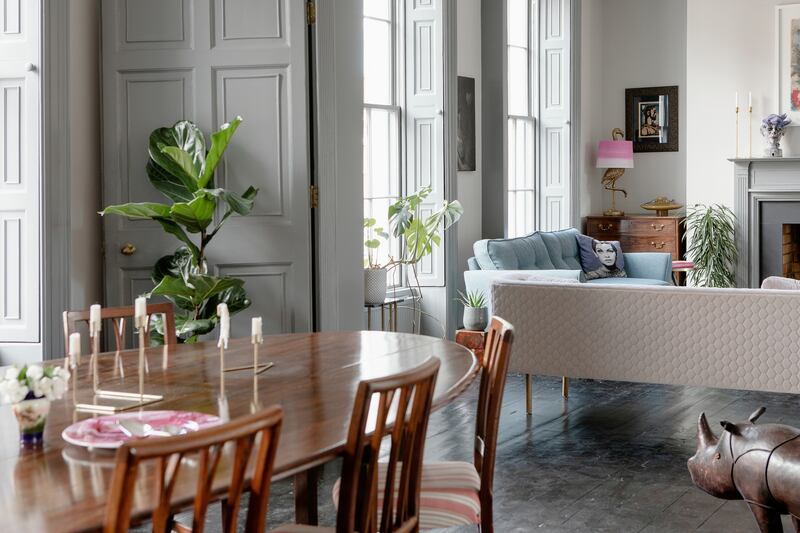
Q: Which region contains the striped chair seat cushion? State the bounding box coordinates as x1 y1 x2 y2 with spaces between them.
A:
331 461 482 530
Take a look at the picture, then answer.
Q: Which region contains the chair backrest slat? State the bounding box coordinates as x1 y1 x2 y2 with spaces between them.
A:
103 406 282 533
63 302 177 356
473 316 514 529
336 357 440 533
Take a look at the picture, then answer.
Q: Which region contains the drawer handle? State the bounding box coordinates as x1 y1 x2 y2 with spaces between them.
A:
650 223 665 231
598 224 613 231
650 241 666 249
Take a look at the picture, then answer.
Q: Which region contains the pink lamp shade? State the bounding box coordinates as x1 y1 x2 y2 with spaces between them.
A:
596 140 634 169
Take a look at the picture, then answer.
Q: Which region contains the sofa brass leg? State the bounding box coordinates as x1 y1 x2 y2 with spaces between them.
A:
562 376 569 398
525 374 533 415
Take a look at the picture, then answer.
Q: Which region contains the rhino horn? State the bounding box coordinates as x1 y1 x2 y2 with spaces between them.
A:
748 406 766 424
720 421 741 435
697 413 718 448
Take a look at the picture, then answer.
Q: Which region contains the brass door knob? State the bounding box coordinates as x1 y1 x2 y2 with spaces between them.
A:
120 243 137 256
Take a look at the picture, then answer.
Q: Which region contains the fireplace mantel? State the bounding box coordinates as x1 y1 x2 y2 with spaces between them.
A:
729 157 800 287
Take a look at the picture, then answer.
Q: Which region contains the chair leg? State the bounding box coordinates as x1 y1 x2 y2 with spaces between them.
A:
562 376 569 398
525 374 532 415
480 492 494 533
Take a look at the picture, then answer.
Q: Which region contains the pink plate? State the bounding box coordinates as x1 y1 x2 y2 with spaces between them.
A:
61 410 222 449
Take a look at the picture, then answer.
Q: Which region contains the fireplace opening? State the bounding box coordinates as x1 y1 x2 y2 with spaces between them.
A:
782 224 800 279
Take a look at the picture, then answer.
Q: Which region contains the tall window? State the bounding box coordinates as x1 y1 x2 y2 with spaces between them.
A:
363 0 402 282
506 0 536 238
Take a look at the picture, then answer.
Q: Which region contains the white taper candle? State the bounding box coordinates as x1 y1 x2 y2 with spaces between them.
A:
89 304 102 338
134 296 148 329
749 91 752 108
217 303 230 349
69 332 81 367
251 317 263 344
735 91 739 108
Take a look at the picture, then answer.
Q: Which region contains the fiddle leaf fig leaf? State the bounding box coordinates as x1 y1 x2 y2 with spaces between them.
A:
148 121 205 192
146 159 195 203
100 202 171 220
170 193 216 233
199 116 243 188
154 219 200 264
160 145 201 181
152 247 194 285
148 275 196 310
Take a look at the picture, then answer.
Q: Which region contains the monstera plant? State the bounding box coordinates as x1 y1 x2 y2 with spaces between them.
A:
101 117 258 342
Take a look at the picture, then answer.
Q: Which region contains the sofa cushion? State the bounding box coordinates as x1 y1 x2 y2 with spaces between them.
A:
473 232 555 270
539 228 583 270
575 233 627 280
586 277 670 286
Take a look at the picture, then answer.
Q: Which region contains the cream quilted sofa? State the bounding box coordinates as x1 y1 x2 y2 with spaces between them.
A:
492 279 800 397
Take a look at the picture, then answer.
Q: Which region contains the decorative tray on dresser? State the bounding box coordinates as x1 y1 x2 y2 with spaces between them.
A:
584 215 684 261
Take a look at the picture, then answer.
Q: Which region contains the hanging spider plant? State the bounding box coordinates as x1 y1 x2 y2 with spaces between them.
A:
683 204 738 288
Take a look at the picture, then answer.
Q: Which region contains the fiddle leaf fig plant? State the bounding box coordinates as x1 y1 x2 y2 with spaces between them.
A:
101 117 258 342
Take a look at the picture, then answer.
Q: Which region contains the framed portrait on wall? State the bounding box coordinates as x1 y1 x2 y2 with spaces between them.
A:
625 86 679 152
776 4 800 125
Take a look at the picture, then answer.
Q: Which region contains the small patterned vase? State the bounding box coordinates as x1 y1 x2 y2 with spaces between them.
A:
12 397 51 447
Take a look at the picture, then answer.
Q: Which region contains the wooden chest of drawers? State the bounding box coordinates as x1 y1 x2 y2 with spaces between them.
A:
584 215 684 260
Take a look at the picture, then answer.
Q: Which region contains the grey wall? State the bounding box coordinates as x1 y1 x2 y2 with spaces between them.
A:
580 0 688 216
457 0 482 281
480 0 505 239
68 0 103 311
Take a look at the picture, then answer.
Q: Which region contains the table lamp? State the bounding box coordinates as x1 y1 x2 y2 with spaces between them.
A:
596 128 634 216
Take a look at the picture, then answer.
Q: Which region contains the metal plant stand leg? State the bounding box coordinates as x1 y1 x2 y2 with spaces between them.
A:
562 377 569 398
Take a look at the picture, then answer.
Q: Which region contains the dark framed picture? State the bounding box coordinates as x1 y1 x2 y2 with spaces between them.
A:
625 85 679 152
457 76 476 171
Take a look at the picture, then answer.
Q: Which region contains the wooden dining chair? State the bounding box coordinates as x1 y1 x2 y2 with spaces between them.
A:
335 317 513 532
63 302 177 356
271 356 441 533
104 406 283 533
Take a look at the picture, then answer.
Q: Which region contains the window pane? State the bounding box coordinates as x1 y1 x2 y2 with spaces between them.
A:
507 0 528 48
507 46 528 115
364 18 393 105
364 0 391 20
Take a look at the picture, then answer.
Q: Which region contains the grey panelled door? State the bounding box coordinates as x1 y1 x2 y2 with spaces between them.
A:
101 0 312 337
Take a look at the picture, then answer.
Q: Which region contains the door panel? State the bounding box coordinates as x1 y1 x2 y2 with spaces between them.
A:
0 0 39 343
102 0 311 334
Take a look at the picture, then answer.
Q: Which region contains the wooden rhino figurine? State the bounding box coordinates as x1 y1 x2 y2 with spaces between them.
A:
688 407 800 532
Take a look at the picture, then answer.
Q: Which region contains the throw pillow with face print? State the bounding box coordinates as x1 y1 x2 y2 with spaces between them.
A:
575 233 627 280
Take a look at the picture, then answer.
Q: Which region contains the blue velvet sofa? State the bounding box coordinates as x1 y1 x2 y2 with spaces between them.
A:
464 228 672 314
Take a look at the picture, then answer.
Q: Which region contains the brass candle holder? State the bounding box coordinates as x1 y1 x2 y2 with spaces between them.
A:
75 301 163 414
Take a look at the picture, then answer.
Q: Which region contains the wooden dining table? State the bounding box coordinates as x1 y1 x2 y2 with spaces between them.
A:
0 330 479 532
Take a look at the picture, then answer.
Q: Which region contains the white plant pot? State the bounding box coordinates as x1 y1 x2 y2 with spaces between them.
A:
463 307 488 331
364 268 388 305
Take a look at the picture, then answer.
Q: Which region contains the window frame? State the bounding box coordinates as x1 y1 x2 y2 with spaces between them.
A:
363 0 406 289
506 0 538 239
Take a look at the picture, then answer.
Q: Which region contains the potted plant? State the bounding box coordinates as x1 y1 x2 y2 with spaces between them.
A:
457 289 488 331
0 364 70 446
101 117 258 342
683 204 738 287
363 187 463 310
363 217 390 304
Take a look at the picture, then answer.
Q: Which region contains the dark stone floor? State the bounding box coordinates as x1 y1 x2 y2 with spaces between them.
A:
169 374 800 532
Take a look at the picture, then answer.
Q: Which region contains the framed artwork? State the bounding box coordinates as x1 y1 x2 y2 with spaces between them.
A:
776 4 800 125
625 86 679 152
457 76 476 171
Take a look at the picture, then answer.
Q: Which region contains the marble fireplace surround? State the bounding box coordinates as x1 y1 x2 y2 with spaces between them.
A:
731 157 800 287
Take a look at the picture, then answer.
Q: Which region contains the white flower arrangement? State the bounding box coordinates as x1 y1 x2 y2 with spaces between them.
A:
0 365 70 404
